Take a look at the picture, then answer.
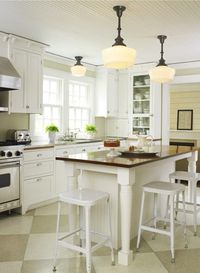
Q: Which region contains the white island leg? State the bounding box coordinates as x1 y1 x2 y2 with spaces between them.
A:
118 168 134 265
187 151 198 202
65 163 80 232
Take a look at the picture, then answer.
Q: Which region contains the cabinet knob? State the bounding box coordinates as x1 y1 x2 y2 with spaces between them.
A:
82 149 86 152
26 105 29 109
36 162 42 167
36 178 42 182
63 151 68 154
37 153 42 157
107 111 110 114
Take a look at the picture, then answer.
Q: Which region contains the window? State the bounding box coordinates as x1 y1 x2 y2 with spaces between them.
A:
32 76 63 138
68 81 90 131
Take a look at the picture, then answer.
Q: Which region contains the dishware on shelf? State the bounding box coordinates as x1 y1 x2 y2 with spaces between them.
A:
144 78 150 85
135 93 142 100
134 81 142 86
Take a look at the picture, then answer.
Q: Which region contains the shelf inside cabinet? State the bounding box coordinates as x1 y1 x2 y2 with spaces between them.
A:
133 99 150 102
133 85 150 88
133 126 150 129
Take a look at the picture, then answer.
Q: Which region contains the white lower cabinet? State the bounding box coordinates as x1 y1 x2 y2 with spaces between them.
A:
24 176 53 206
22 148 54 213
22 143 105 213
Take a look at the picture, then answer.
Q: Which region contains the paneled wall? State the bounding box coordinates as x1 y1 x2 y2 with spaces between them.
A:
170 83 200 130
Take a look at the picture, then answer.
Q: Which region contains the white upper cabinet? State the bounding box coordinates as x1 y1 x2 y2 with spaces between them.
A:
95 67 130 119
9 48 27 112
27 52 43 113
129 63 169 143
95 67 118 117
9 35 45 114
118 70 130 118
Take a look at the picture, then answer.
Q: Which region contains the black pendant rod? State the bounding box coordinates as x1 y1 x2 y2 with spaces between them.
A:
112 6 126 47
157 35 167 66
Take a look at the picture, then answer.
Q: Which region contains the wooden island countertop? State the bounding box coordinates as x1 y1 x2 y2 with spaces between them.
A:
56 145 199 168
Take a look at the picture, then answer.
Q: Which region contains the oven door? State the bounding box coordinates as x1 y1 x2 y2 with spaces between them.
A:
0 161 20 203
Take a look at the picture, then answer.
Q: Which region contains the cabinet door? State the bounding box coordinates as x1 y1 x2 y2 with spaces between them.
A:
107 72 118 117
27 53 43 114
118 72 129 118
9 48 27 113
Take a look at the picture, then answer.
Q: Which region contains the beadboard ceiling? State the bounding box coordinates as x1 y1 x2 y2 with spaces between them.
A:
0 1 200 66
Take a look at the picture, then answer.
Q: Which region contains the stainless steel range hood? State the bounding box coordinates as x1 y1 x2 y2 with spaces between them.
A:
0 57 21 91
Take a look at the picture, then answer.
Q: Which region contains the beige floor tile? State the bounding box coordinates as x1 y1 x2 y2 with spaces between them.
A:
131 237 153 253
156 248 200 273
142 226 189 252
93 253 168 273
34 202 68 216
0 261 22 273
24 233 79 260
0 214 33 234
25 209 35 216
0 235 28 262
30 215 68 233
21 259 53 273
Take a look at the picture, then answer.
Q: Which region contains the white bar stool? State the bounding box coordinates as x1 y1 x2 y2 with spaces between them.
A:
169 171 200 236
53 188 115 273
136 181 187 262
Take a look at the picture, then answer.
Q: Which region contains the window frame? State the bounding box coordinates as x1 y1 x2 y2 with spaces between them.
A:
30 67 95 141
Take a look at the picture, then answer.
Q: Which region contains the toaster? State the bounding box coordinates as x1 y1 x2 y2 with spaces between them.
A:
6 129 31 143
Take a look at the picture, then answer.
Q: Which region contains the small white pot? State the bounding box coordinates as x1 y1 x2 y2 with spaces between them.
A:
87 133 95 139
48 132 56 143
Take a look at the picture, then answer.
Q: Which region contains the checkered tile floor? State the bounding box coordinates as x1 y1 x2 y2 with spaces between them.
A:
1 202 200 273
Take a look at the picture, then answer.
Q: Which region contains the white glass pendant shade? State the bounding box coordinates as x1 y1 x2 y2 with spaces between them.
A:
149 65 175 83
71 65 86 77
102 45 136 69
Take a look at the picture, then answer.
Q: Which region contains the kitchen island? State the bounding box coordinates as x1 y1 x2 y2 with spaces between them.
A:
56 145 198 265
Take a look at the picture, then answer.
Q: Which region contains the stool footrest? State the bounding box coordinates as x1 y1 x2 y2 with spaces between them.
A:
59 240 85 253
141 225 171 236
58 228 110 255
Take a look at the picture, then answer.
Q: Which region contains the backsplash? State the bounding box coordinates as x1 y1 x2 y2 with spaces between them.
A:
0 113 29 140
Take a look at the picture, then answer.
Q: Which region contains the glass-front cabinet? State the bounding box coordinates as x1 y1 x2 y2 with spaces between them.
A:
132 74 151 135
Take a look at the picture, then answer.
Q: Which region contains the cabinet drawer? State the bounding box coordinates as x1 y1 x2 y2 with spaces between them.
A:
24 160 54 178
55 147 74 157
24 175 53 205
24 149 54 162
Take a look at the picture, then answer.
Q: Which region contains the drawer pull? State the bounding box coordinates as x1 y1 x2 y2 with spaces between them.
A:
36 178 42 182
63 151 68 154
98 147 101 150
82 149 86 152
36 163 42 167
37 153 42 157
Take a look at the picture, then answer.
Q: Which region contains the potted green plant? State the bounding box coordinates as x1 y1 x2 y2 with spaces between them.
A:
84 124 97 139
45 124 59 143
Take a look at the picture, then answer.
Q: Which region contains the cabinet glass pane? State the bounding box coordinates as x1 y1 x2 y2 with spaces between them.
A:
132 117 150 135
132 74 151 135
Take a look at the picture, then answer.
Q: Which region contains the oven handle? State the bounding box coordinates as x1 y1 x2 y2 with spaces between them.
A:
0 162 21 169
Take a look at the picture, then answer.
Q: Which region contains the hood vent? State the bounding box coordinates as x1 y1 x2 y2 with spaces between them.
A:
0 57 21 91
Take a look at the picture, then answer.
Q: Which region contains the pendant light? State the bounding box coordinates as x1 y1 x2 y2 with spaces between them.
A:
149 35 175 83
102 6 136 69
71 56 86 77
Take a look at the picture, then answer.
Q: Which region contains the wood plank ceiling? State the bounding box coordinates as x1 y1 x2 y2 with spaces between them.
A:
0 0 200 65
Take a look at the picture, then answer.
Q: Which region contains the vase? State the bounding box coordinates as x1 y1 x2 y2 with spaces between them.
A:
87 133 95 139
48 132 56 143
